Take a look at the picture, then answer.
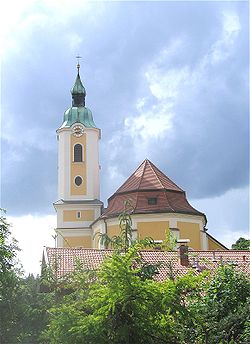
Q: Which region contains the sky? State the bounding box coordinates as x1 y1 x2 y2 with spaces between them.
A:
1 0 249 275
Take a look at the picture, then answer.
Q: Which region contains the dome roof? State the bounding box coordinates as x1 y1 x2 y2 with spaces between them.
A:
60 106 97 128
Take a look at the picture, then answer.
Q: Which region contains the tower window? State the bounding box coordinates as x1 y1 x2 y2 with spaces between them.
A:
75 176 82 186
148 197 157 205
74 144 83 162
76 211 81 219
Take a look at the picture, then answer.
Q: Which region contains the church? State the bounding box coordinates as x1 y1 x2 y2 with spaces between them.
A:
53 64 227 251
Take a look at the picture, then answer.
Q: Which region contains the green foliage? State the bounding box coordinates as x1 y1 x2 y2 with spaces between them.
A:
204 265 250 343
0 211 54 344
14 274 55 343
44 245 189 343
0 209 19 273
97 200 155 251
1 209 250 343
204 264 249 320
184 264 250 344
231 237 250 250
0 209 21 343
160 229 177 251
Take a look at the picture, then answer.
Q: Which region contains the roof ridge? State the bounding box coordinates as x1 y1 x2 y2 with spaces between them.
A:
115 159 146 194
137 159 148 190
149 160 183 192
134 160 147 209
164 189 176 212
148 159 165 189
113 158 184 196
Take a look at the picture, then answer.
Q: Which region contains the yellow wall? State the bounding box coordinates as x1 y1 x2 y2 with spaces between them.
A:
177 221 201 250
63 210 95 222
93 230 100 249
208 236 226 250
70 134 87 195
137 221 169 240
99 219 205 250
107 225 120 238
63 236 92 248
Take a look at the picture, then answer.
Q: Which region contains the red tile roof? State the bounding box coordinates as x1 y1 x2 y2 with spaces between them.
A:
116 159 183 193
44 247 112 277
101 159 205 219
44 247 250 282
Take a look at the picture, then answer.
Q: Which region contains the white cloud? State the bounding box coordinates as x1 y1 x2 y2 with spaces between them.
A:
108 164 125 183
218 229 249 250
2 120 55 153
209 11 241 65
125 108 173 140
121 9 242 148
192 186 249 248
66 33 83 52
9 214 56 275
145 66 190 101
149 37 184 67
121 40 189 144
223 11 241 37
0 0 91 59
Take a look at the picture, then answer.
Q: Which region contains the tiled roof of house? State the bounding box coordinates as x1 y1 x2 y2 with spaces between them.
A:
44 247 112 277
44 247 250 282
101 159 205 219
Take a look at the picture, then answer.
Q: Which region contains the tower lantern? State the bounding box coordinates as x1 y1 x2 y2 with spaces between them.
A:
71 61 86 107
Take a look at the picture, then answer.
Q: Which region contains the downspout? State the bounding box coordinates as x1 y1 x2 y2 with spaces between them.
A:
104 218 108 249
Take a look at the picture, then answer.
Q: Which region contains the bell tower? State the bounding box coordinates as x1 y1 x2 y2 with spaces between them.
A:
54 63 103 248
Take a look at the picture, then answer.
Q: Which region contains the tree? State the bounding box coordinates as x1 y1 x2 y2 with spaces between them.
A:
0 209 21 343
0 209 19 273
97 200 155 251
3 207 248 343
43 204 200 344
43 204 250 344
232 237 250 250
44 244 198 344
185 264 250 344
0 211 53 343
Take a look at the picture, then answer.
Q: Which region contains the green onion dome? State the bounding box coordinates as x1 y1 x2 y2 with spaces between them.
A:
60 106 97 129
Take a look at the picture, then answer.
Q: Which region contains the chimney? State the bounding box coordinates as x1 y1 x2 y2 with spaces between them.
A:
177 239 190 267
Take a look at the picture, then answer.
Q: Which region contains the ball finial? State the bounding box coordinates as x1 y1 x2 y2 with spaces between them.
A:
76 55 82 72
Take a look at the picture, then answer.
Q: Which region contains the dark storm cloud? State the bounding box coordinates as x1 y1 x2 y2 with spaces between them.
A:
1 1 248 215
1 142 57 215
100 2 249 202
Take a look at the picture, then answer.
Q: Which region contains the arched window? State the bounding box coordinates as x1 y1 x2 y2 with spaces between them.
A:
74 144 83 162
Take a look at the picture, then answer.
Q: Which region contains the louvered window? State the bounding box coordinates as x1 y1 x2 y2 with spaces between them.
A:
148 197 157 205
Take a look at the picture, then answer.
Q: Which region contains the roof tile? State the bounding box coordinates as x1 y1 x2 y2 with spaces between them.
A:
102 159 204 219
116 159 183 193
44 248 250 282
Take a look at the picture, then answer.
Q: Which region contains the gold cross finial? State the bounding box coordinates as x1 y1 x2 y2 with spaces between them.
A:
76 55 82 71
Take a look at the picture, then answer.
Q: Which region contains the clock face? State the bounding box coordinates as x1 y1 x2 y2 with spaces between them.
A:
73 125 84 137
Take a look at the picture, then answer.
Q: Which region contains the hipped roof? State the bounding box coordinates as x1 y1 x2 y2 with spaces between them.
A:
115 159 183 194
102 159 205 219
